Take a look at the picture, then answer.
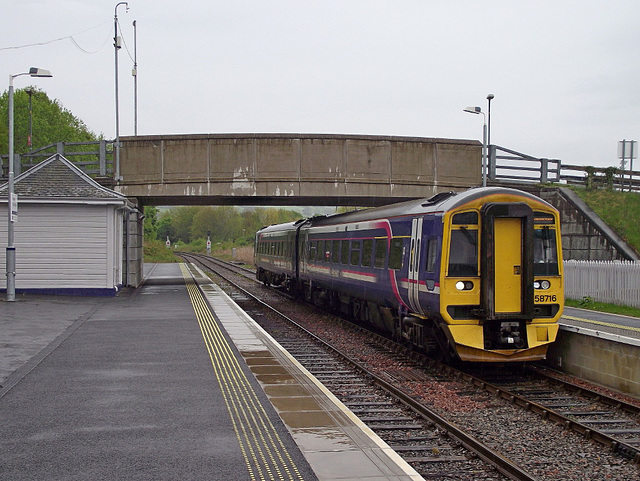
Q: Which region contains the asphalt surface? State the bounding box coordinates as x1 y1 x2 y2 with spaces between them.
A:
0 269 316 480
563 306 640 331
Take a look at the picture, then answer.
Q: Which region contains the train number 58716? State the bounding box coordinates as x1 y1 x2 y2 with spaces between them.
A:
534 294 557 303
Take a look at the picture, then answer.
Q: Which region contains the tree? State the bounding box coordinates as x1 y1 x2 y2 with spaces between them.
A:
0 87 98 155
156 211 176 242
146 206 303 246
143 206 159 240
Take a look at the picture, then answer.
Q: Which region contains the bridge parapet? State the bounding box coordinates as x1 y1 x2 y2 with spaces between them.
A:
118 133 481 206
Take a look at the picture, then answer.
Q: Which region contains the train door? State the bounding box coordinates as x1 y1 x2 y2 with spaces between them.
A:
493 218 522 313
408 217 425 315
481 203 534 319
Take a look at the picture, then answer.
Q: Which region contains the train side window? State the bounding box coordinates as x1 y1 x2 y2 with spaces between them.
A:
341 240 350 264
332 240 340 263
425 238 439 272
309 241 317 261
361 239 373 267
317 240 324 262
389 238 404 270
350 240 361 265
448 228 478 276
374 239 387 268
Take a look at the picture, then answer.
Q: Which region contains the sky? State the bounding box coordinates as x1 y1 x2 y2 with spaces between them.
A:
2 0 640 169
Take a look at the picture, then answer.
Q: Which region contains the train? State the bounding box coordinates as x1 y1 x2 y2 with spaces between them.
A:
254 187 563 362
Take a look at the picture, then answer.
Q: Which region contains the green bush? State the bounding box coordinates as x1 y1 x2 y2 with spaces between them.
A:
143 240 180 262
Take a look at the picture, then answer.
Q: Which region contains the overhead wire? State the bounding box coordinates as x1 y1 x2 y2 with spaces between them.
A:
0 21 112 54
116 18 135 63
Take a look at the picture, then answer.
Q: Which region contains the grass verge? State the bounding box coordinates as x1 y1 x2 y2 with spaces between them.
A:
565 297 640 318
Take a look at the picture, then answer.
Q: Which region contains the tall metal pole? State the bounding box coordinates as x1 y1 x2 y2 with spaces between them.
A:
26 87 33 150
630 141 635 192
486 94 494 184
486 94 494 148
114 2 128 181
7 75 16 301
133 19 138 136
6 68 52 301
482 117 487 187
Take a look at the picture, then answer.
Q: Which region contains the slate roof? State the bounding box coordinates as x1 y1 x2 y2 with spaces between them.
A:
0 154 126 201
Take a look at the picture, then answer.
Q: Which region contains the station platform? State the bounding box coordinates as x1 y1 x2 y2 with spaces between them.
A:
0 263 422 481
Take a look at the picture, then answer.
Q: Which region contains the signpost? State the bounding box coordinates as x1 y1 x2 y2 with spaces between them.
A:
618 139 637 191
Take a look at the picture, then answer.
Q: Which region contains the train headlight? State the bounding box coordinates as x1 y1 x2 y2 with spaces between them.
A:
534 280 551 290
455 281 474 291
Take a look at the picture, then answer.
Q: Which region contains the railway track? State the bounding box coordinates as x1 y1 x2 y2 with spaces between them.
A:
466 364 640 461
180 253 640 479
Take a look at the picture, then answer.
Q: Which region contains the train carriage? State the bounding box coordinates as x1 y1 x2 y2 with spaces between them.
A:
254 220 299 289
255 187 564 363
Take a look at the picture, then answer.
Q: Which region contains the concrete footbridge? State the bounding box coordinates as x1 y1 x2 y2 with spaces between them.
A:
117 133 482 206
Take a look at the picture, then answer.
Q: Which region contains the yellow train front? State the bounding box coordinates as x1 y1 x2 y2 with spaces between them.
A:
428 188 563 362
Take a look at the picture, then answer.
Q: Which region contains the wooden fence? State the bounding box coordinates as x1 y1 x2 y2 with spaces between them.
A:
564 260 640 308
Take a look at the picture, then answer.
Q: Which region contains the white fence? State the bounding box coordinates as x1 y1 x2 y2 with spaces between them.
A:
563 260 640 308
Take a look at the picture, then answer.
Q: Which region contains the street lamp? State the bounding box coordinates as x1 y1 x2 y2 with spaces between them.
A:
463 105 487 187
114 1 129 181
6 67 53 301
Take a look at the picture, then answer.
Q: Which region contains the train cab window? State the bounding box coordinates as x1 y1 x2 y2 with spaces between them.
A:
341 240 350 264
350 240 361 265
374 239 387 268
448 229 478 276
452 211 478 225
389 238 404 270
331 240 340 263
425 238 439 272
361 239 373 267
534 227 559 275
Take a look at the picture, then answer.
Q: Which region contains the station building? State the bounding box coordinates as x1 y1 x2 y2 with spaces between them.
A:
0 154 142 296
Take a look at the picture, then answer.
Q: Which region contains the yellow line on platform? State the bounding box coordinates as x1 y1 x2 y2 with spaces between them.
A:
561 314 640 333
179 264 304 481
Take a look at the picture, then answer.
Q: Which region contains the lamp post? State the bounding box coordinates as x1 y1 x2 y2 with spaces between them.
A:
6 67 53 302
486 94 494 148
133 19 138 136
463 106 487 187
25 87 34 150
114 1 129 181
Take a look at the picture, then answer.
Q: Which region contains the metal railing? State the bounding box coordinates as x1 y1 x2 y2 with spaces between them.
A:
2 140 640 193
1 140 114 180
490 145 640 192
